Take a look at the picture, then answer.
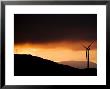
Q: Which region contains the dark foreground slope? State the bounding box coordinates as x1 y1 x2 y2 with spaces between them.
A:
14 54 97 76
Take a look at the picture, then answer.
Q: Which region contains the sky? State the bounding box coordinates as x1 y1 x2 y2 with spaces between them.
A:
14 14 97 63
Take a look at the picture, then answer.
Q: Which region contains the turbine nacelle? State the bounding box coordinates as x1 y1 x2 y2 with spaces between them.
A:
86 48 90 50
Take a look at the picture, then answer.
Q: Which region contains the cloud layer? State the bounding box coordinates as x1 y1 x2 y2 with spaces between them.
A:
14 14 97 44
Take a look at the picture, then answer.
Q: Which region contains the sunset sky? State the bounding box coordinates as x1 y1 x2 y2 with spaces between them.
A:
14 14 97 63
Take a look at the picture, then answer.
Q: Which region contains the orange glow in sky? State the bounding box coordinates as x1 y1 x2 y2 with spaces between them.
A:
14 42 97 63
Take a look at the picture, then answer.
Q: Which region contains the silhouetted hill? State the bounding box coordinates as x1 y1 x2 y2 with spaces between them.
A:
59 61 96 69
14 54 97 76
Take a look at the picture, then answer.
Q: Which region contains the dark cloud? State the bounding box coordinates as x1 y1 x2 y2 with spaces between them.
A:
14 14 97 44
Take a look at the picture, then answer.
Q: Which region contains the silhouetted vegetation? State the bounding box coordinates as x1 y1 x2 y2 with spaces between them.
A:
14 54 97 76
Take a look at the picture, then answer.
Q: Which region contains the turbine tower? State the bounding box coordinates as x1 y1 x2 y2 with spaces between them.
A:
81 40 95 69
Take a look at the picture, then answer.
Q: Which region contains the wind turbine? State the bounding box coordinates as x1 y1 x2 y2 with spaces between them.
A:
81 40 95 69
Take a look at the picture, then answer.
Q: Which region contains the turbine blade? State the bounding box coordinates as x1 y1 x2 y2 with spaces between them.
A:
86 50 88 60
88 40 95 48
81 43 87 48
87 50 89 68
